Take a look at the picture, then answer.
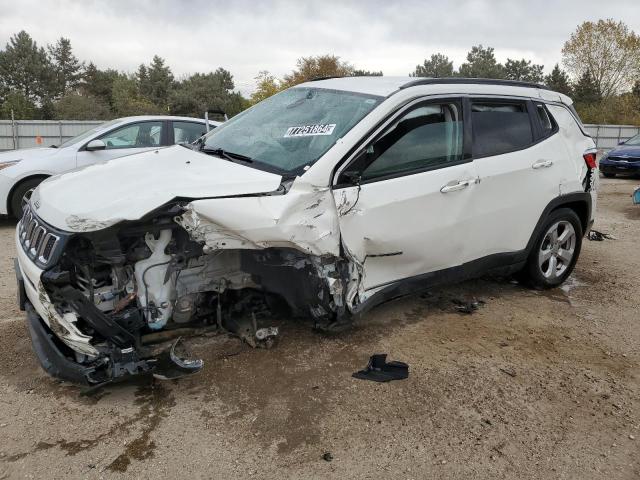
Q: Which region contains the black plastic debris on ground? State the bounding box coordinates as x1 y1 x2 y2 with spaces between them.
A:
452 297 485 314
352 354 409 382
588 229 617 241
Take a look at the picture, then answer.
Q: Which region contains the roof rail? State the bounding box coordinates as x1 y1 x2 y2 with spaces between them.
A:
399 77 550 91
308 76 346 82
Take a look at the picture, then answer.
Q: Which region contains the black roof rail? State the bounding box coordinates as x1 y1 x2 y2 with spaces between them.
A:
308 75 346 82
399 77 551 91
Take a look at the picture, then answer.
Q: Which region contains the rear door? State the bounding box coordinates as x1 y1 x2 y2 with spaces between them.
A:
170 120 211 144
466 98 563 262
76 120 167 168
333 97 478 294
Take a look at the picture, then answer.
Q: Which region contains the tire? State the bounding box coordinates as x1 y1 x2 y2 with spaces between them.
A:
520 208 583 289
602 172 616 178
9 177 46 219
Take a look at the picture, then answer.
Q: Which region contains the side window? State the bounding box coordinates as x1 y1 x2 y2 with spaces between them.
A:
471 101 533 157
173 121 209 144
535 104 557 138
361 102 464 181
98 121 163 149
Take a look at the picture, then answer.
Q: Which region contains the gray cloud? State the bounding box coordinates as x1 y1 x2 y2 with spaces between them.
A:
1 0 639 95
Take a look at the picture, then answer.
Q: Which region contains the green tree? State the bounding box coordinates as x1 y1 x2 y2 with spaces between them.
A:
281 55 354 87
111 75 161 116
250 70 281 104
145 55 174 110
411 53 454 77
0 31 54 103
632 80 640 110
81 62 122 109
544 64 573 96
562 19 640 97
573 70 602 106
136 64 151 99
458 45 505 79
0 91 36 119
48 37 84 96
53 93 111 120
504 58 544 83
170 69 246 118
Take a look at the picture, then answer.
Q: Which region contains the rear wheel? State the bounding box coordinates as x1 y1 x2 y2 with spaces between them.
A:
10 177 46 218
520 208 583 289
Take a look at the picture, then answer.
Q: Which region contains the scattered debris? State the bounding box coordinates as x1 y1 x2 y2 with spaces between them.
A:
452 298 485 314
630 434 636 440
352 354 409 382
499 367 517 378
587 230 617 241
152 338 204 380
322 452 333 462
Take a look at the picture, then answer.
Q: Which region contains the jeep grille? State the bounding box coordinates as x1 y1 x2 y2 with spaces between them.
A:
19 205 61 266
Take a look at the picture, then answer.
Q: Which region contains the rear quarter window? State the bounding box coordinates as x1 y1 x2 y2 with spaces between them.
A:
471 101 533 157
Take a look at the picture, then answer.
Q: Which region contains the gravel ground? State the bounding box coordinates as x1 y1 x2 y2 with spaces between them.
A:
0 177 638 479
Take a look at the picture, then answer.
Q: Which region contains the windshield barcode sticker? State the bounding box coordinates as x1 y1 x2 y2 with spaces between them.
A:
284 124 336 137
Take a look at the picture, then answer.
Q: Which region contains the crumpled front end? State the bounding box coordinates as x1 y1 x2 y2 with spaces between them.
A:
16 178 361 385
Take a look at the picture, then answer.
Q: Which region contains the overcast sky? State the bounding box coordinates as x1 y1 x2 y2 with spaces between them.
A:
1 0 639 95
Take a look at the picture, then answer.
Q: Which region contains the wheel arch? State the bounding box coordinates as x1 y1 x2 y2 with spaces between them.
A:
7 174 50 217
525 192 592 257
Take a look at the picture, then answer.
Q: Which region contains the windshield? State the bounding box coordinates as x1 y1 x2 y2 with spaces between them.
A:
624 133 640 146
58 119 120 148
202 87 383 174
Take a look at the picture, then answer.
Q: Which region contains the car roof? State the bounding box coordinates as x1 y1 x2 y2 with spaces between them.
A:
294 76 569 103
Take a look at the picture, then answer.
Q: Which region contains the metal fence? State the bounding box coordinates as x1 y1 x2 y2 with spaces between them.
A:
584 124 640 150
0 120 104 151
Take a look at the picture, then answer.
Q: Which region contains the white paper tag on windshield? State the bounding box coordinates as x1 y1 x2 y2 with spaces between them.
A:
284 124 336 137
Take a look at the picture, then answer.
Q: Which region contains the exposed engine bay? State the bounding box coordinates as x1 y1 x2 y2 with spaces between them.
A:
38 202 354 385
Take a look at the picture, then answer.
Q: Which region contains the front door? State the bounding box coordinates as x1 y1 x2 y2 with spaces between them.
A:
333 98 477 296
76 120 165 168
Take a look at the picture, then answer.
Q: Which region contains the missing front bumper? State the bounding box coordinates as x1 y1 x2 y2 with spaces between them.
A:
24 301 204 386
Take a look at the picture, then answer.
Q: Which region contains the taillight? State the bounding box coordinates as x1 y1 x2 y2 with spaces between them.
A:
583 150 597 169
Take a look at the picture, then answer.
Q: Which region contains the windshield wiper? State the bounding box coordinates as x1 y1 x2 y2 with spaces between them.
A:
202 147 254 163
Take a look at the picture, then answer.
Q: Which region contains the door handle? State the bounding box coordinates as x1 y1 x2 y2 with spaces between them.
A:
440 179 472 193
532 159 553 169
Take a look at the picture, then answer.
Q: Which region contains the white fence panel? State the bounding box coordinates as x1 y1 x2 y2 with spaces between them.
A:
584 124 640 150
0 120 104 151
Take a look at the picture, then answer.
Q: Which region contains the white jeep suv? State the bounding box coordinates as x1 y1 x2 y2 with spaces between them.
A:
14 77 597 385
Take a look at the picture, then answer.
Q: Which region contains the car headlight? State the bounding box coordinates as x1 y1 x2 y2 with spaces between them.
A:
0 159 21 170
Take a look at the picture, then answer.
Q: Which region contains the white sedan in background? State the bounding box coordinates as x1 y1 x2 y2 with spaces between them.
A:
0 115 220 218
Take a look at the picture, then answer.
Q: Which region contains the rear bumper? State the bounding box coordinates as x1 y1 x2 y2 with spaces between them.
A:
600 160 640 175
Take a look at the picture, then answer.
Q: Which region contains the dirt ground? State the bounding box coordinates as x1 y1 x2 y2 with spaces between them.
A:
0 177 638 479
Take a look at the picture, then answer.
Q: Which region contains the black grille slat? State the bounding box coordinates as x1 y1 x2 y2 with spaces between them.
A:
18 205 62 267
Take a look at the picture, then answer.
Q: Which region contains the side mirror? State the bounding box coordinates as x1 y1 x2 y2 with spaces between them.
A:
85 139 106 151
618 140 626 145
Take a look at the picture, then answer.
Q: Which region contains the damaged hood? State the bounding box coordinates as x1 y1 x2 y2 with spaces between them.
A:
31 145 283 232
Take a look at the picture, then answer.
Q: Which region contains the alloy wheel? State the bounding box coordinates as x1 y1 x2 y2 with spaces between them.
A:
538 220 576 280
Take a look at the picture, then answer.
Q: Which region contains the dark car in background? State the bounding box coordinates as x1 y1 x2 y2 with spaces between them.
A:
600 133 640 177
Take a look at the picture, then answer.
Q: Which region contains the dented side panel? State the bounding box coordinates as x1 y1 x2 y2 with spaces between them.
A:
177 180 341 257
334 162 477 295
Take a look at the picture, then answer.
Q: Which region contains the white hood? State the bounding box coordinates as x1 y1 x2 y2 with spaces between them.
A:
32 145 283 232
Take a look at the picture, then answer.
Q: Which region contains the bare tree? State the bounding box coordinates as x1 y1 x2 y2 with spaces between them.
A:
562 19 640 97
